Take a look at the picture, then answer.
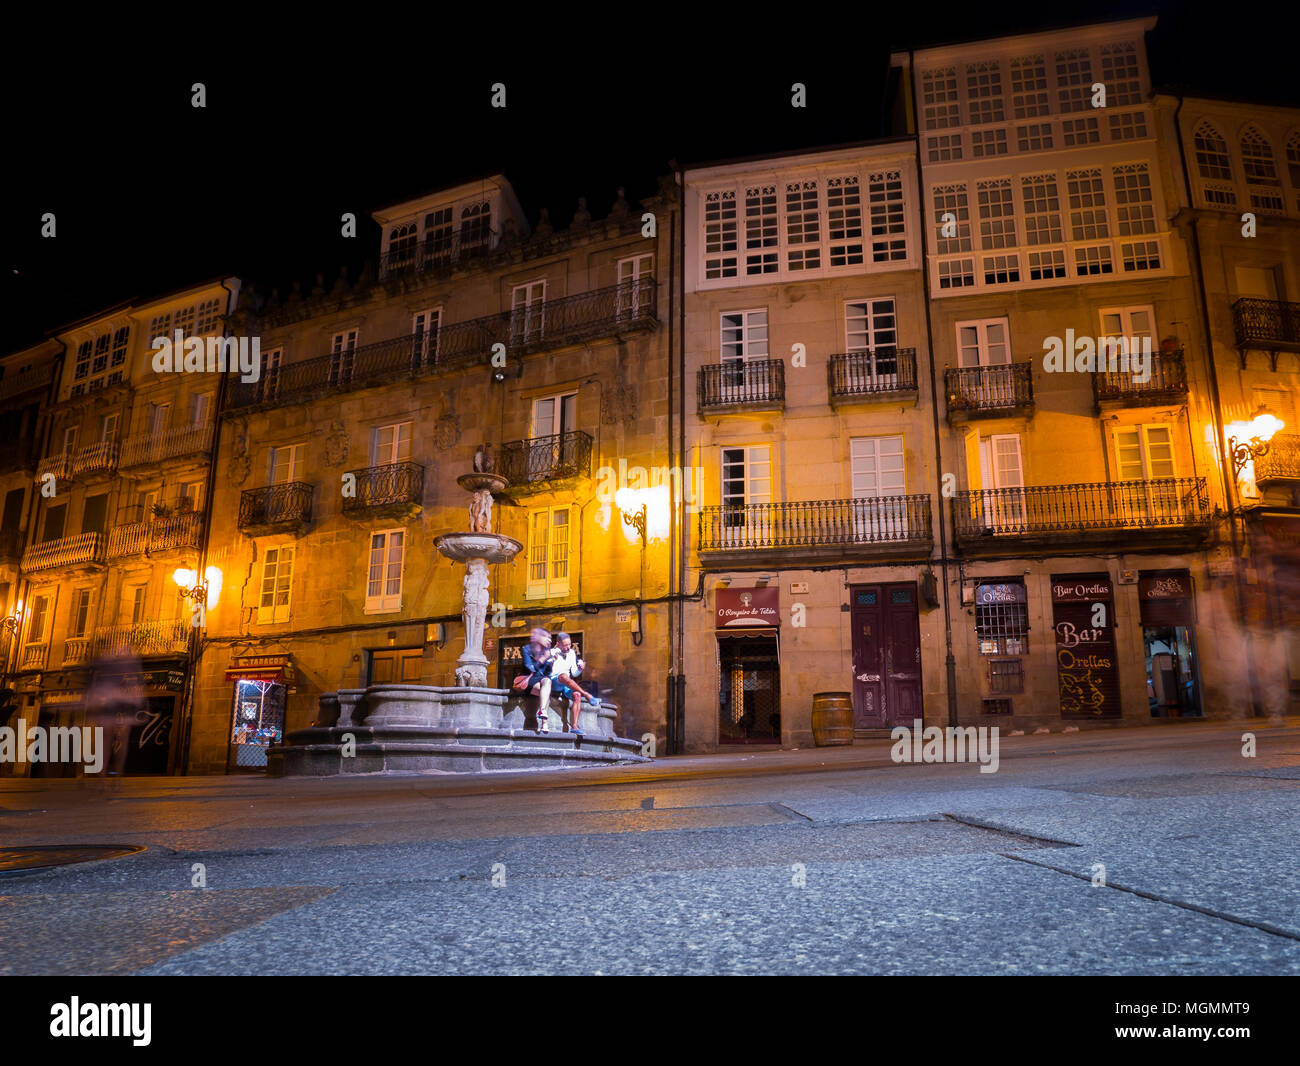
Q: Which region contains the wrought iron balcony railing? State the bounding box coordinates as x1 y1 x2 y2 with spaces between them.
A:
1233 297 1300 351
828 348 918 401
94 619 191 659
380 228 499 279
698 359 785 411
342 462 425 515
952 478 1210 542
229 281 656 411
120 421 214 468
1255 433 1300 484
498 431 593 488
699 495 933 553
20 532 106 572
70 440 119 477
1094 349 1188 404
945 362 1034 416
239 483 314 532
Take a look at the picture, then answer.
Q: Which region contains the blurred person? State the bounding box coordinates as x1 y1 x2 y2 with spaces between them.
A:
85 650 145 785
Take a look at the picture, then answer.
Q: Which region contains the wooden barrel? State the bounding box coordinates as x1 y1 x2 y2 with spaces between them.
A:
811 691 854 746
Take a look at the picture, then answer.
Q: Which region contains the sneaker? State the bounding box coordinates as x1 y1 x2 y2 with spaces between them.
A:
537 713 549 734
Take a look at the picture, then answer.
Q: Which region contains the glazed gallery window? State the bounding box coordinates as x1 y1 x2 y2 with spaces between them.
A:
258 546 294 624
526 507 571 599
365 530 405 613
372 422 413 466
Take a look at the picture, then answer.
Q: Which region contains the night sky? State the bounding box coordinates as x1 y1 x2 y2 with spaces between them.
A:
3 1 1295 353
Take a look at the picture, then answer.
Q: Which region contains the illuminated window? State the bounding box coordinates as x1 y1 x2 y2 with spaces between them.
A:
527 507 571 599
365 530 404 612
258 546 294 624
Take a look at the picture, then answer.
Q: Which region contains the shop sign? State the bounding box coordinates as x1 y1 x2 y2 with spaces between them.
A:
1051 572 1120 720
975 583 1026 605
715 588 780 628
1138 570 1194 627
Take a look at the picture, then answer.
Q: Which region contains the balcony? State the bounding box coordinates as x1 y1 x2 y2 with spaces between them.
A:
945 362 1034 421
1255 433 1300 486
0 362 54 403
239 483 314 535
1094 349 1188 406
120 422 214 470
951 477 1211 555
35 452 73 484
342 462 425 519
1233 297 1300 355
107 511 204 558
20 643 48 671
63 637 92 667
698 359 785 414
93 619 191 659
498 431 593 495
20 532 106 573
828 348 918 406
70 440 120 478
698 495 934 565
379 228 498 280
228 281 657 412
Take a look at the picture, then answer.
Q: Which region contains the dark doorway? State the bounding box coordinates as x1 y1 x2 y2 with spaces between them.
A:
850 582 922 729
123 696 175 774
718 634 780 744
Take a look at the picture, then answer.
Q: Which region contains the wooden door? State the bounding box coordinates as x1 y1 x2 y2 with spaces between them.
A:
851 583 922 728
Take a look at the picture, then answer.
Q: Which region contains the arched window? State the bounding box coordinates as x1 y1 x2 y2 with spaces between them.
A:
460 202 491 256
1193 122 1232 181
1285 130 1300 210
1241 126 1283 212
388 223 417 265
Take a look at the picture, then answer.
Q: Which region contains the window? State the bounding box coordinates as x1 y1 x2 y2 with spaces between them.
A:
258 546 294 624
938 259 975 289
1016 124 1053 152
1075 245 1114 276
1010 56 1048 119
530 391 577 442
926 134 963 162
1115 424 1178 521
744 184 779 275
70 589 92 639
149 312 171 342
933 185 972 254
110 327 129 367
1112 164 1156 235
74 341 92 381
956 315 1013 366
189 392 211 427
174 305 194 340
1021 175 1063 244
1067 169 1109 240
977 180 1016 249
1028 249 1066 280
827 176 864 266
81 493 108 535
388 223 417 266
269 444 303 485
510 280 546 344
195 299 222 336
850 436 908 537
1241 127 1284 213
845 299 898 352
148 402 171 436
1061 117 1100 145
412 308 441 365
720 309 769 363
423 208 453 263
43 503 67 543
330 329 358 385
71 325 129 393
1287 132 1300 211
129 584 147 625
966 61 1005 125
1099 42 1141 106
459 202 491 256
63 425 80 454
1055 48 1093 112
922 68 960 129
978 434 1026 531
1109 111 1147 140
262 348 282 400
1100 306 1156 356
867 171 906 261
975 581 1028 655
617 254 654 318
720 445 772 545
365 530 405 612
100 412 119 441
971 128 1008 157
178 480 203 513
1194 122 1233 181
527 507 571 598
988 658 1024 694
27 594 50 644
372 422 413 465
704 190 739 279
785 181 821 269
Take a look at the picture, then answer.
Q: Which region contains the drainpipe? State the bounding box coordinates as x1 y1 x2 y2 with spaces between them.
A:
1170 94 1263 717
675 166 688 754
906 49 961 729
665 184 679 753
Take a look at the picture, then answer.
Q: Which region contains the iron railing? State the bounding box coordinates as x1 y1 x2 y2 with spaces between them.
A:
828 348 918 400
699 495 933 552
120 422 214 468
698 359 785 410
109 512 204 557
229 280 656 410
20 531 105 572
70 440 119 477
94 619 191 658
498 431 593 487
1255 433 1300 484
945 362 1034 413
1094 348 1187 403
342 462 425 513
1233 297 1300 350
952 478 1211 539
380 228 499 279
239 483 314 531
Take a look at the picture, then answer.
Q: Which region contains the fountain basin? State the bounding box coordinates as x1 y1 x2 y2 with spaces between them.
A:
457 472 509 495
434 532 523 563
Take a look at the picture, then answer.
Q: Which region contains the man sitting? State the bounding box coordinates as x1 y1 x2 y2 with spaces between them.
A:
520 628 557 733
547 632 600 735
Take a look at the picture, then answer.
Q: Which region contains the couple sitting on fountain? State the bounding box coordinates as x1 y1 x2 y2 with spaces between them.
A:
519 628 601 735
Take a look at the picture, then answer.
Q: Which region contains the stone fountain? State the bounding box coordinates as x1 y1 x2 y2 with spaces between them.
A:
268 462 649 776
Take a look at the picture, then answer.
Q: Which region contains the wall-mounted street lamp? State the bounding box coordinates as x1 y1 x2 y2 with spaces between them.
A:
1 598 23 639
173 566 223 611
621 501 648 546
1226 407 1286 478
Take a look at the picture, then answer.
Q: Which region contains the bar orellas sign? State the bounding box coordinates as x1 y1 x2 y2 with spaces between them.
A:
715 587 780 628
